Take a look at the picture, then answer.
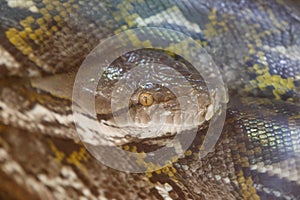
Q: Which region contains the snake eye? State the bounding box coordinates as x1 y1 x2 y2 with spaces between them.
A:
139 92 154 106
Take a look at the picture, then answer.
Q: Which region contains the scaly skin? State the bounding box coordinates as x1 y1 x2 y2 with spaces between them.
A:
0 0 299 199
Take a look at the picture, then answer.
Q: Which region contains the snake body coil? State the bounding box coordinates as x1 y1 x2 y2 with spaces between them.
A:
0 0 299 199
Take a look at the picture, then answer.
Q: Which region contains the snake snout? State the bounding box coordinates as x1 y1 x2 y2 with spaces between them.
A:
127 84 212 137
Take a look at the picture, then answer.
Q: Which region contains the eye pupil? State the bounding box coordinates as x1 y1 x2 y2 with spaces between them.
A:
139 92 154 106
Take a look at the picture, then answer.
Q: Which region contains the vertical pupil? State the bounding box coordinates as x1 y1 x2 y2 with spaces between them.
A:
139 93 153 106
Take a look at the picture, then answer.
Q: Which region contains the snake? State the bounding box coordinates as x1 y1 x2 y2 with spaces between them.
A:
0 0 300 199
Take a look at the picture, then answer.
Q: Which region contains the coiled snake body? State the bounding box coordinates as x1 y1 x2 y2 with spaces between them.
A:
0 0 299 199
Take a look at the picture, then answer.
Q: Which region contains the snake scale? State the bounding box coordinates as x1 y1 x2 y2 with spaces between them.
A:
0 0 300 199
